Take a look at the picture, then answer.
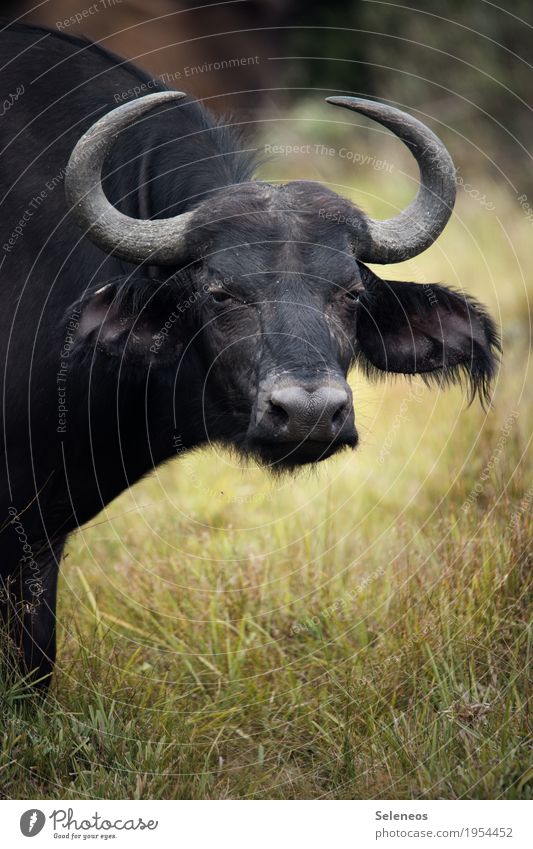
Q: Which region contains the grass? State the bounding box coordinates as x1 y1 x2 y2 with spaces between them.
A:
0 154 531 799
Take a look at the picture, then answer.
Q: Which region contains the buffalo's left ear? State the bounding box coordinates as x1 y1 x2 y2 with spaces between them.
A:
355 265 500 406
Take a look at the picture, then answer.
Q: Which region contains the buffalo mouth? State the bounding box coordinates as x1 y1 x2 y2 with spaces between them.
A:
246 432 358 471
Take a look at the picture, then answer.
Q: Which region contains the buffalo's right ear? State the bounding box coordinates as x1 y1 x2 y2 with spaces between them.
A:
66 278 187 366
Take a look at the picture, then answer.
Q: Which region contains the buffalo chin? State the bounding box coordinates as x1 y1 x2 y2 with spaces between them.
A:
246 434 358 472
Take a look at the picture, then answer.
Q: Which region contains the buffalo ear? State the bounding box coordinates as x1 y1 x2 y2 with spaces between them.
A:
355 265 500 406
66 278 185 366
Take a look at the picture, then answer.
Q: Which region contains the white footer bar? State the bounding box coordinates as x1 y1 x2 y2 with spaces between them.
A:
2 799 531 848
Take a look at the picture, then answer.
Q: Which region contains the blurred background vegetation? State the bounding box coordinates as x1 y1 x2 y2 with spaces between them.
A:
4 0 532 196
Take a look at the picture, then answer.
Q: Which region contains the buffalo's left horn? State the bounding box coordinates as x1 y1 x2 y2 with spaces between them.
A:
326 96 456 263
65 92 195 265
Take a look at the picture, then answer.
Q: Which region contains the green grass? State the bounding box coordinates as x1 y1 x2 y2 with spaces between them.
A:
1 164 531 799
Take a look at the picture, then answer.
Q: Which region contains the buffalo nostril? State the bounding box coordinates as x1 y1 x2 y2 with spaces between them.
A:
267 398 290 427
327 388 349 419
319 388 349 427
269 388 300 416
332 402 348 428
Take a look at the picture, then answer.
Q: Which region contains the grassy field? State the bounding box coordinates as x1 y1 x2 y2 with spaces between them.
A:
1 148 531 799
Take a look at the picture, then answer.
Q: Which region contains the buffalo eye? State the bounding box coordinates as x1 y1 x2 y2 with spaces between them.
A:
209 288 235 306
342 288 361 304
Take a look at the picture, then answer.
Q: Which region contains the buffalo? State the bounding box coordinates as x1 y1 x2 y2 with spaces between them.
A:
0 23 499 689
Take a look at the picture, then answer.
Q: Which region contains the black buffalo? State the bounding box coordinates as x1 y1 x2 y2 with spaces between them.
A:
0 23 499 689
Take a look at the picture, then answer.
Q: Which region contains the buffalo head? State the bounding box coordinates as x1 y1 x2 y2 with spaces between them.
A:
65 93 499 469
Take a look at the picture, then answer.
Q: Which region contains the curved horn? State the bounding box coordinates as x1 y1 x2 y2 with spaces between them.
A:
65 92 195 265
326 97 456 264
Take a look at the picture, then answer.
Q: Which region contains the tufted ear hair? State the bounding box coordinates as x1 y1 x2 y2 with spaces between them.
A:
64 277 190 366
355 264 500 407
